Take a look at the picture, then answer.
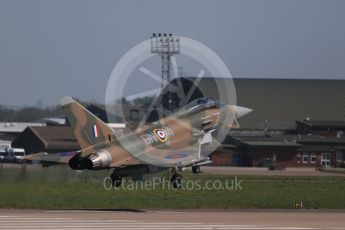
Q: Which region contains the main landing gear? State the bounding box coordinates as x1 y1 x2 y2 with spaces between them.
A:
169 165 201 189
170 173 183 189
110 171 122 187
108 166 201 189
169 167 183 189
192 165 200 174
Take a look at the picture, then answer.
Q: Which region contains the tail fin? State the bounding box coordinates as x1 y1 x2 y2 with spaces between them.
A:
60 97 113 153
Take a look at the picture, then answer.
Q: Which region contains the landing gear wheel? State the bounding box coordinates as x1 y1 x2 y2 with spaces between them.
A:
171 174 183 189
110 174 122 187
192 165 201 174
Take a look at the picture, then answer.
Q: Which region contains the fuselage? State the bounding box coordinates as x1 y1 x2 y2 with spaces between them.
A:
81 98 251 170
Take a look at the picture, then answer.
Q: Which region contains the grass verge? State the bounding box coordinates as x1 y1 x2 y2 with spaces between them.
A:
0 166 344 209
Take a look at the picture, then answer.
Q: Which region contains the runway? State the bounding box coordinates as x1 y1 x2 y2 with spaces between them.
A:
202 166 345 177
0 209 345 230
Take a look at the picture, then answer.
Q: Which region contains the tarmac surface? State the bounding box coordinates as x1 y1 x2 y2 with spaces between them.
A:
0 209 345 230
202 166 345 177
3 163 345 177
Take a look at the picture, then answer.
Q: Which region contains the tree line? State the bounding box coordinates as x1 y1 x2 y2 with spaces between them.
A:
0 105 64 122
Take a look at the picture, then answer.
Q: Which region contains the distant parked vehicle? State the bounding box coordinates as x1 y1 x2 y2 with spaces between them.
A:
0 147 25 163
258 157 273 167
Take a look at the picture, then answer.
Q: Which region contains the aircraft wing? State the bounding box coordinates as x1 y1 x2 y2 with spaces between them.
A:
24 151 77 166
119 130 217 168
124 145 213 169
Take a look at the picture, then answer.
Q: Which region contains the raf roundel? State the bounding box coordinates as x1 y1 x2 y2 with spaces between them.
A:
153 129 168 142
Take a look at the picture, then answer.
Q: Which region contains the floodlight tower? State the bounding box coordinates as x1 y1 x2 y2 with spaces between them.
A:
150 33 180 90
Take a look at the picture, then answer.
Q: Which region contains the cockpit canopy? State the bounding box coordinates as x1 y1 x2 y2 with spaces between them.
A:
182 97 218 113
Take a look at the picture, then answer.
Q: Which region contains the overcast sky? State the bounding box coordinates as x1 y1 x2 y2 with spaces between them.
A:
1 0 345 106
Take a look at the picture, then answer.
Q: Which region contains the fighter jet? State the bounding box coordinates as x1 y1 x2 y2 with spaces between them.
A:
25 97 252 188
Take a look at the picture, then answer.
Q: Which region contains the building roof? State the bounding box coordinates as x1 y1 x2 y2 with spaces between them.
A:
296 120 345 129
194 78 345 130
39 117 67 126
297 135 345 145
229 135 301 149
88 78 345 130
0 140 11 149
0 122 45 133
228 131 345 151
12 126 79 153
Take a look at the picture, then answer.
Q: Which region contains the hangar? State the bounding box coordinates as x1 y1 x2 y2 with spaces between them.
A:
12 126 79 154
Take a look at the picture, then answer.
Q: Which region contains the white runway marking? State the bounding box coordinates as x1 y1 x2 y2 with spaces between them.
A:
0 215 344 230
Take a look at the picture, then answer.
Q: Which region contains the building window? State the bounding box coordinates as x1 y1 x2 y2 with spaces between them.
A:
297 153 301 163
310 153 317 163
303 153 309 163
336 151 343 161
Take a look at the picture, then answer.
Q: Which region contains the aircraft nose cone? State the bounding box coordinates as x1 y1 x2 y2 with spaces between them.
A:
235 106 252 118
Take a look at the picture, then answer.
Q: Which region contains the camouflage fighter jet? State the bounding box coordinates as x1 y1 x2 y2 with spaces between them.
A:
25 97 252 188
